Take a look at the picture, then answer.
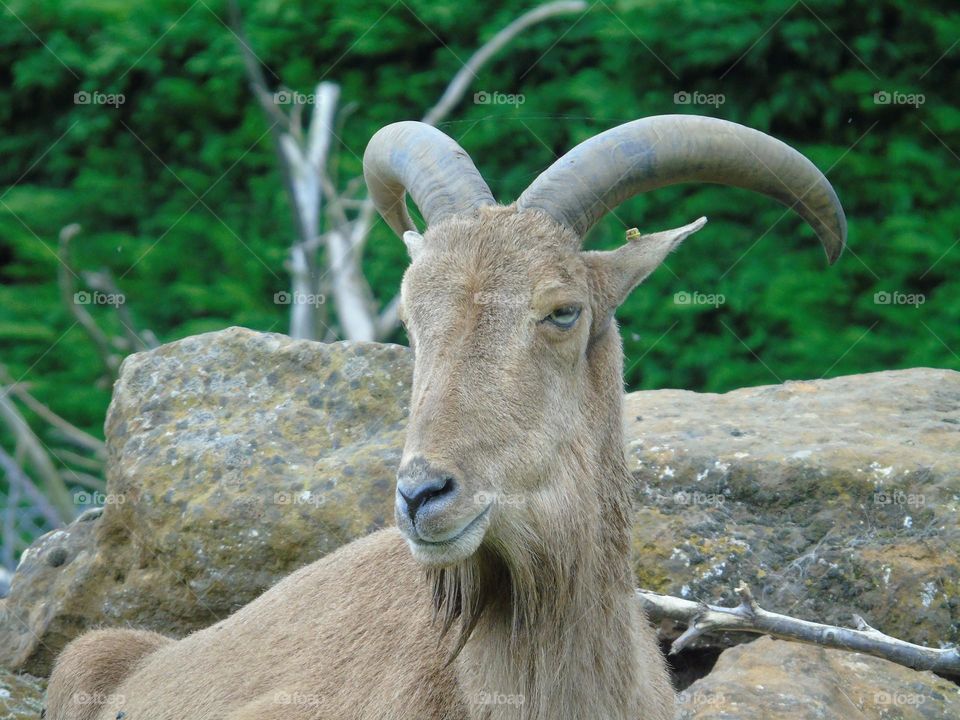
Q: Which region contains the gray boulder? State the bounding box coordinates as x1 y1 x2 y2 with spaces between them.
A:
676 635 960 718
0 328 408 674
627 370 960 650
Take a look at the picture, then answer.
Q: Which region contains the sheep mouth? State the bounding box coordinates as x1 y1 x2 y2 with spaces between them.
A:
403 504 492 566
413 503 492 546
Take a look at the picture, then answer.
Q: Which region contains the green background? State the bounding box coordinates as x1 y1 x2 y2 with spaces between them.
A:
0 0 957 551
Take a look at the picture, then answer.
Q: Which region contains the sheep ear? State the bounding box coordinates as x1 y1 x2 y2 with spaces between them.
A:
403 231 425 260
584 217 707 328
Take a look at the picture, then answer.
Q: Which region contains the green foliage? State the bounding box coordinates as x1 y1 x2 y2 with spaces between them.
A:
0 0 957 448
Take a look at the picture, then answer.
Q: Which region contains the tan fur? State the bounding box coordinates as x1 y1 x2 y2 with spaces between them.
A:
45 629 172 720
46 206 685 720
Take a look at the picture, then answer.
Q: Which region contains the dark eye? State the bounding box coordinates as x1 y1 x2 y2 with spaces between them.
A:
544 305 581 329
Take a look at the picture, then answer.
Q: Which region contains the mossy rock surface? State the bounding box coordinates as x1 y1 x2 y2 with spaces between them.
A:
0 670 45 719
676 636 960 719
0 328 410 675
626 369 960 650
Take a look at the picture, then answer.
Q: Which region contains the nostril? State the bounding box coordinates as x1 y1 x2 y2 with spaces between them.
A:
398 476 456 522
430 476 455 499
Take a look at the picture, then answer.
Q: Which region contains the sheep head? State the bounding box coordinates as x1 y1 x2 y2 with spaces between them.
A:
363 117 846 570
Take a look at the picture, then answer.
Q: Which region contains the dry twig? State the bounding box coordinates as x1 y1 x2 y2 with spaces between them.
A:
637 584 960 678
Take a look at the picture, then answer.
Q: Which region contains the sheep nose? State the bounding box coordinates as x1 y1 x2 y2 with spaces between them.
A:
396 459 458 523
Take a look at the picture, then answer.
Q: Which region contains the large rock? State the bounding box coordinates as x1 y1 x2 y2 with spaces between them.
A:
0 328 956 678
0 510 100 676
0 328 410 674
0 670 45 719
676 636 960 719
627 370 960 650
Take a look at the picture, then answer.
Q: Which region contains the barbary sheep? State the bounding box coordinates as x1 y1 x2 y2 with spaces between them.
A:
46 114 845 720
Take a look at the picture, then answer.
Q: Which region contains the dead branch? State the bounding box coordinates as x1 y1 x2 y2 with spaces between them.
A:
55 448 105 475
0 446 63 529
226 0 290 131
362 0 587 339
636 584 960 678
83 269 156 352
0 388 75 522
0 368 106 460
421 0 587 126
227 0 312 255
228 0 586 342
57 224 119 377
59 470 105 491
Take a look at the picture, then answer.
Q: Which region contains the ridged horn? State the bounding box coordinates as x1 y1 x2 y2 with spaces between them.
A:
516 115 847 263
363 121 495 237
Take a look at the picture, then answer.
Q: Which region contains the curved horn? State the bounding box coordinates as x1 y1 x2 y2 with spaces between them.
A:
363 121 495 237
516 115 847 263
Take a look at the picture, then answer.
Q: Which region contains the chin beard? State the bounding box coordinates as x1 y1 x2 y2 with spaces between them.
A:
425 527 577 664
427 544 508 662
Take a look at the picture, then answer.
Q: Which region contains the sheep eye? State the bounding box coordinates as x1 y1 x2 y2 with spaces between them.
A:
545 305 581 329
